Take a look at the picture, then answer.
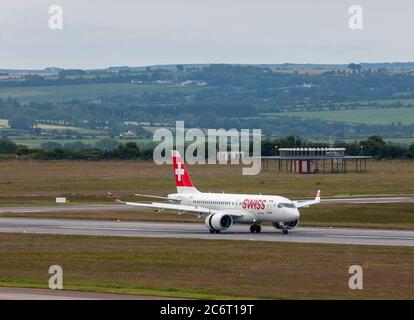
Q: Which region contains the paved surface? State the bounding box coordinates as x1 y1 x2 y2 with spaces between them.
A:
320 196 414 204
0 217 413 247
0 196 413 215
0 287 168 300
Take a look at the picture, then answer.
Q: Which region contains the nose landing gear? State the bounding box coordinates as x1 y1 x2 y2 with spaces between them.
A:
250 224 261 233
272 222 291 235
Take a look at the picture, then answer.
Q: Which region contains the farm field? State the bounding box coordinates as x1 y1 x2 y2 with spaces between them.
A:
33 123 104 135
0 83 199 103
10 138 153 148
309 136 414 145
0 160 412 229
0 233 412 299
0 160 412 202
267 107 414 125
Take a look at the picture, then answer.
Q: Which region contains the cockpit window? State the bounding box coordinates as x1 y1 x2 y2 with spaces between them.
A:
277 202 296 209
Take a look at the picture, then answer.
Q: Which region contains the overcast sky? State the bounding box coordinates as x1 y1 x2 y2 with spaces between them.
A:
1 0 413 69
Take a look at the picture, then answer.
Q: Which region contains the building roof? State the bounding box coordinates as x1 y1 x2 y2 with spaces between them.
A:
278 147 346 151
258 155 371 160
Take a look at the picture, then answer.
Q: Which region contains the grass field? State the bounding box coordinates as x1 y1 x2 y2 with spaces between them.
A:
0 233 412 299
335 97 414 107
268 107 414 125
33 123 104 135
301 203 414 229
310 137 414 145
0 159 412 229
0 83 199 103
10 138 153 148
0 160 412 200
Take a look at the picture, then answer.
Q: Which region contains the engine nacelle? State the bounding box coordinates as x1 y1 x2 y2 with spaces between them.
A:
206 213 233 231
272 219 299 230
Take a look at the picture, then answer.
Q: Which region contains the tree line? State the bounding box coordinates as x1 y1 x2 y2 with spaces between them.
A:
261 135 414 159
0 136 413 160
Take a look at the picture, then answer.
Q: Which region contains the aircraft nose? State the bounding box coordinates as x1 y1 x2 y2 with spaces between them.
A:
288 208 300 221
294 209 300 219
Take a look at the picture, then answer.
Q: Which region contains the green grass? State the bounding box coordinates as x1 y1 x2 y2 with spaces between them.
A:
0 83 199 103
0 160 413 201
34 124 104 135
0 160 412 230
11 139 101 148
301 203 414 229
0 233 412 299
309 137 414 145
335 98 414 106
10 137 153 148
266 107 414 125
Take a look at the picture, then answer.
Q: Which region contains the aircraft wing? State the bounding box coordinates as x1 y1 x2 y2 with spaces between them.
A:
117 200 244 218
293 190 321 208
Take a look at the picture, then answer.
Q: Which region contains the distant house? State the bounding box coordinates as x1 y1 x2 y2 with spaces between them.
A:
119 130 136 138
89 99 101 105
155 80 172 85
287 82 317 89
180 80 207 87
0 119 10 128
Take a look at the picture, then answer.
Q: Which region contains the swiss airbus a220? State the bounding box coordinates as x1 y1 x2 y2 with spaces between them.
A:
112 151 320 235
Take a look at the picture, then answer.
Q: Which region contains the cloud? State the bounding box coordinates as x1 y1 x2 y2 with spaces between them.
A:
1 0 413 69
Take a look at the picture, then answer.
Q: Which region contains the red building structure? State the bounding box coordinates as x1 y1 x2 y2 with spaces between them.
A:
260 147 371 174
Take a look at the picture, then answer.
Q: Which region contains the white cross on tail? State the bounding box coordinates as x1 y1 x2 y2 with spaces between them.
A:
175 162 185 181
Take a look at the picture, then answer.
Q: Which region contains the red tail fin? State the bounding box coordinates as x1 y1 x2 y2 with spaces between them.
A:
172 150 199 193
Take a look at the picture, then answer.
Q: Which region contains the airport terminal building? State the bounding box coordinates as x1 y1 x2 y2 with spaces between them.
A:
261 147 371 174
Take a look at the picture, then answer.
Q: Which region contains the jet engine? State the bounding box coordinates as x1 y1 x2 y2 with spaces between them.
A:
272 220 299 230
206 213 233 232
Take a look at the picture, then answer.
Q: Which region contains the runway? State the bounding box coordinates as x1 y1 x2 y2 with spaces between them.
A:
0 196 413 215
320 196 414 204
0 287 168 300
0 217 413 247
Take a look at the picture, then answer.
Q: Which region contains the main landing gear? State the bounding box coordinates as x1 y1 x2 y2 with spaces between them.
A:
209 229 221 234
250 224 261 233
282 228 289 235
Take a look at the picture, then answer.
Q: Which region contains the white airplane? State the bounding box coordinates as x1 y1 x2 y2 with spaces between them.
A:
112 150 320 235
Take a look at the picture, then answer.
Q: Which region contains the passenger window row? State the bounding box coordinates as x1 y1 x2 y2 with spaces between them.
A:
194 200 238 206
